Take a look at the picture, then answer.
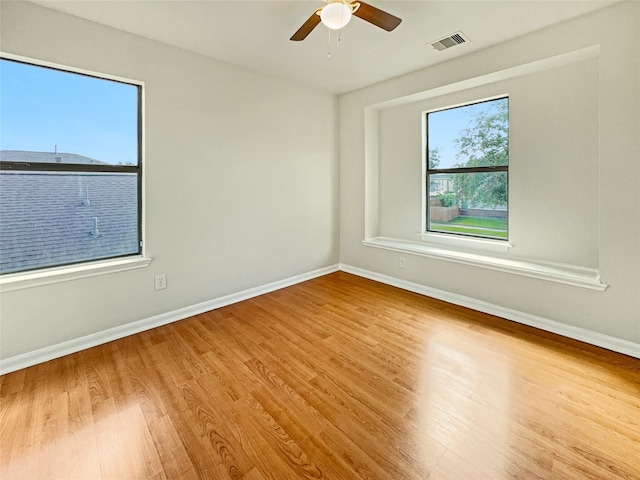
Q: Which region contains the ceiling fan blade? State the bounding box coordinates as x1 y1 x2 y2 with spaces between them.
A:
290 12 321 41
353 1 401 32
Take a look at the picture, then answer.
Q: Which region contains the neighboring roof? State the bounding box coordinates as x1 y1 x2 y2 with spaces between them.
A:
0 171 138 274
0 150 108 165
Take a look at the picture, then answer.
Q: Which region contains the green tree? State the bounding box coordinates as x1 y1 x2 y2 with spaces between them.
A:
453 99 508 208
428 147 442 192
428 146 441 169
436 190 458 207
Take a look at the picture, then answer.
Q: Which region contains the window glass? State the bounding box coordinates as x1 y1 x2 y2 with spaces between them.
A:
0 172 139 274
426 97 508 240
428 172 507 239
0 57 141 274
1 59 138 166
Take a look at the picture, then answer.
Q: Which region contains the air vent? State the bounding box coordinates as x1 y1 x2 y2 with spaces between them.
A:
429 31 468 51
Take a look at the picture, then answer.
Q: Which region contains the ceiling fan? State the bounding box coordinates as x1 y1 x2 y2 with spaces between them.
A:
290 0 402 41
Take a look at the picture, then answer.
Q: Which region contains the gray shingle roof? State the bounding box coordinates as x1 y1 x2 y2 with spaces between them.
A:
1 150 108 165
0 172 139 274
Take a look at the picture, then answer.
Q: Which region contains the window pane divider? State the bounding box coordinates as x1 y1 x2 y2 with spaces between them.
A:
0 162 139 173
427 165 508 175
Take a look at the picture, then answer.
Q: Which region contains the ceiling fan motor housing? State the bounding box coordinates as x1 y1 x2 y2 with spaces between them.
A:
320 2 353 30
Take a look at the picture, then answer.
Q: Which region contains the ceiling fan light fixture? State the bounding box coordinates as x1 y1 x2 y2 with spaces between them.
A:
320 2 352 30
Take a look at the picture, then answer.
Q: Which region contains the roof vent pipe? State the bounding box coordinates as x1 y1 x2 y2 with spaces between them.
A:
90 217 100 237
54 144 63 163
83 186 91 206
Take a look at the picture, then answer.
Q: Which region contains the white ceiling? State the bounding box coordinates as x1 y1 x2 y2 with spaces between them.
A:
28 0 616 94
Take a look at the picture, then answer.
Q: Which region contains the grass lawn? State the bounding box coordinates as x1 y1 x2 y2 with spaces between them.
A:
445 216 507 230
431 215 508 239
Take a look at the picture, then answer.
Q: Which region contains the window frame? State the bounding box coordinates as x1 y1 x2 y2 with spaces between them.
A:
0 53 147 284
424 96 509 241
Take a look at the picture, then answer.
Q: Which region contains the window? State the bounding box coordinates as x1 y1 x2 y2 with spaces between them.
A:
0 57 142 275
425 97 508 240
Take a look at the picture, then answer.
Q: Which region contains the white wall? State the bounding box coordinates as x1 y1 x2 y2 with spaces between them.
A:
340 2 640 344
0 1 339 359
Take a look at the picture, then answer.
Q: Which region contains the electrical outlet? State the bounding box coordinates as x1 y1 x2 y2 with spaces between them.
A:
399 257 406 269
154 273 167 290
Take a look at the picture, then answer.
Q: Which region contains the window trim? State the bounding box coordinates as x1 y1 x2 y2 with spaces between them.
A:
424 96 509 241
0 52 150 282
363 236 606 291
0 256 152 292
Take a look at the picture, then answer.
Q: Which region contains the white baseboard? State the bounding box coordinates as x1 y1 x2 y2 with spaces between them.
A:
0 264 340 375
339 263 640 359
2 262 637 375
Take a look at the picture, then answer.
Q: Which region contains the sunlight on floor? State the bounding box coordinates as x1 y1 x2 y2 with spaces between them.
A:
415 331 512 478
1 401 157 480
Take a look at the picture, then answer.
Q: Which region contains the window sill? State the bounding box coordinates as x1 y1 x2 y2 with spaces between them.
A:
420 232 511 253
363 236 607 291
0 256 152 293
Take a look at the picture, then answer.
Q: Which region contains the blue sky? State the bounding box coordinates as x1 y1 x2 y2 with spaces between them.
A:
0 59 138 165
428 106 471 169
428 99 504 169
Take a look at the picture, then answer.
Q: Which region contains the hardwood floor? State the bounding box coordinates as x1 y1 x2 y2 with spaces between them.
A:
1 272 639 479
